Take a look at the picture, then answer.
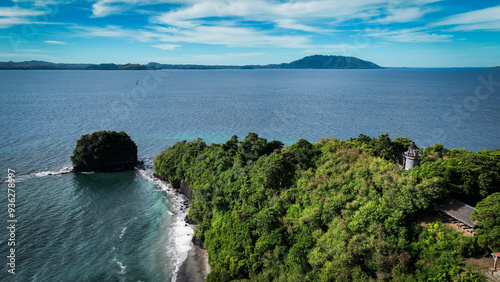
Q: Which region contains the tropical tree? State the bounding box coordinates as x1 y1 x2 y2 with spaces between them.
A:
471 192 500 252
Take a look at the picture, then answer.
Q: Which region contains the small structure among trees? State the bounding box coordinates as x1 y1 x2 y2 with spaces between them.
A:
489 253 500 279
403 142 420 170
438 198 478 236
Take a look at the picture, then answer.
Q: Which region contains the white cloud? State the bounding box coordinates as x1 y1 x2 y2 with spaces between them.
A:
152 43 181 50
388 32 452 42
44 40 67 44
92 2 123 18
89 0 439 29
159 25 311 48
74 25 161 42
432 5 500 31
0 7 46 17
91 0 189 17
73 0 457 53
275 19 332 33
0 6 49 28
0 52 27 57
0 52 53 59
148 0 443 49
0 5 65 29
20 49 46 52
0 17 29 28
136 51 268 65
368 28 452 42
74 23 312 48
446 21 500 32
11 0 73 5
434 5 500 26
153 0 439 27
303 43 376 54
378 7 437 23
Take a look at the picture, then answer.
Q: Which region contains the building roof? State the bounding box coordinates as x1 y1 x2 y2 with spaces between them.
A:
438 198 478 228
408 142 418 150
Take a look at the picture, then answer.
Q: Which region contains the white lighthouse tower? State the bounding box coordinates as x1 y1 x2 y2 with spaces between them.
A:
404 142 420 170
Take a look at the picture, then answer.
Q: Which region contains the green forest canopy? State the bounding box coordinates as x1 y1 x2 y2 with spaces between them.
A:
72 130 138 172
154 133 500 281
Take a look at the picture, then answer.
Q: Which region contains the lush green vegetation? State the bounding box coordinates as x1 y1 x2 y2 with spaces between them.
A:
410 145 500 206
72 130 138 172
154 133 500 281
471 193 500 252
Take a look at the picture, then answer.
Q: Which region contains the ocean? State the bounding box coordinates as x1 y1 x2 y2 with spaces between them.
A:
0 69 499 281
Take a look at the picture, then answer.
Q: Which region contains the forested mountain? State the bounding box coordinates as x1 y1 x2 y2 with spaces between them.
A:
268 55 382 69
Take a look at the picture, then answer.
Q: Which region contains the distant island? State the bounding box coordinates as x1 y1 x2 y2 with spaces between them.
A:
492 66 500 69
0 55 382 70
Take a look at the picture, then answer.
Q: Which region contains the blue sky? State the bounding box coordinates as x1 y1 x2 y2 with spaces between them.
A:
0 0 499 67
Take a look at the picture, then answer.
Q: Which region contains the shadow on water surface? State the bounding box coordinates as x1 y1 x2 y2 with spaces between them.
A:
72 170 137 197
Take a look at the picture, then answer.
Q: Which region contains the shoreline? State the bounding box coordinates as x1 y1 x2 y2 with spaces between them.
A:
136 164 209 282
173 185 210 282
175 227 210 282
157 174 210 281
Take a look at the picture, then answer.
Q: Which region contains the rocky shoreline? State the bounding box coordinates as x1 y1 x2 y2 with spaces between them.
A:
175 230 211 282
161 175 210 281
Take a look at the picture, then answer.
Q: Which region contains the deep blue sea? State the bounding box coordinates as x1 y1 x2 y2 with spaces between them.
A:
0 69 499 281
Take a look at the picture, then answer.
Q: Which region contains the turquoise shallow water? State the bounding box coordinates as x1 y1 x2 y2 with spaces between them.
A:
0 69 499 281
16 172 172 281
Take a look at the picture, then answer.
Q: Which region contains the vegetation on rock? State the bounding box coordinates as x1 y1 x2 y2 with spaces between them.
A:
154 133 499 281
72 130 138 172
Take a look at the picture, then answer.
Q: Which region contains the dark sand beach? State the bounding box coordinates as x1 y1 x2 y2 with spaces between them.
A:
176 234 210 281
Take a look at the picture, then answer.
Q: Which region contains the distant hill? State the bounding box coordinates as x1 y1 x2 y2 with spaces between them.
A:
0 61 156 70
0 55 382 70
0 60 92 70
264 55 382 69
492 66 500 69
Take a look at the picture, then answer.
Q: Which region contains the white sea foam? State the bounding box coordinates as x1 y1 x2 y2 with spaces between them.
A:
153 180 193 282
167 190 193 282
135 158 193 282
33 165 73 177
116 259 127 275
119 227 127 239
137 160 156 182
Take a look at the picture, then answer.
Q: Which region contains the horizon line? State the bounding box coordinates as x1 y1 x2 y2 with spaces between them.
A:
1 59 498 69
